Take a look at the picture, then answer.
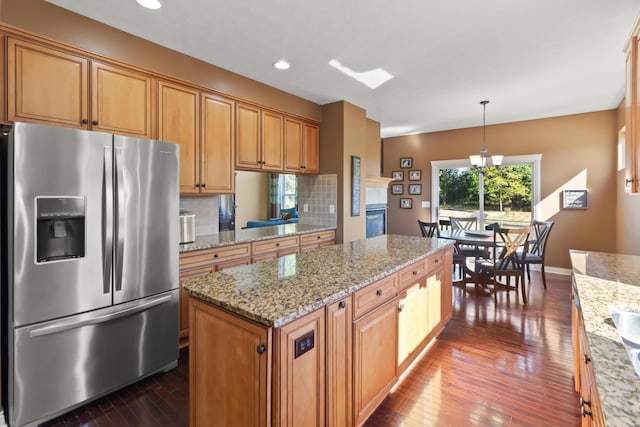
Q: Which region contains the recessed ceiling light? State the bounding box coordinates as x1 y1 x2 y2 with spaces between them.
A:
136 0 161 10
328 59 393 89
273 60 290 70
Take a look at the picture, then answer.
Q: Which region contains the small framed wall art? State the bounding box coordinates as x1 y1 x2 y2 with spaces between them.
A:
399 198 413 209
409 170 421 181
400 157 413 168
391 184 403 195
408 184 422 195
392 170 404 181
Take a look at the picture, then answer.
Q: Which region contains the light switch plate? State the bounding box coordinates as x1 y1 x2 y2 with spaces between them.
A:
421 201 430 208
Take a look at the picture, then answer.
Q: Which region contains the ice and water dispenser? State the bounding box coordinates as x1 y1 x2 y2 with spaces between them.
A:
36 196 86 263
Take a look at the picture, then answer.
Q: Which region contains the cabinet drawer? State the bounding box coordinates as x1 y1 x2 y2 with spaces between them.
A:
398 260 427 291
425 251 445 272
353 274 398 320
252 236 300 255
179 243 251 270
300 230 335 246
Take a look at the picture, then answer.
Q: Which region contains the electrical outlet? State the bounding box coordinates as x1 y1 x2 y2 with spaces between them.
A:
303 203 309 212
329 204 335 214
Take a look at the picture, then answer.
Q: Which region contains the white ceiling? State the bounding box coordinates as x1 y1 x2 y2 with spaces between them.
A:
47 0 640 138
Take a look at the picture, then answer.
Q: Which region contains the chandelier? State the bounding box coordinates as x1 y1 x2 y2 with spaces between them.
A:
469 100 503 168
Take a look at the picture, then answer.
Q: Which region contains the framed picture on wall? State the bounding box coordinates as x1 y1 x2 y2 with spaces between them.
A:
400 157 413 168
391 184 403 195
392 171 404 181
409 170 421 181
408 184 422 195
399 198 412 209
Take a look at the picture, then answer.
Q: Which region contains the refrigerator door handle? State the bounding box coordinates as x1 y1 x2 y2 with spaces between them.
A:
29 294 173 338
114 146 125 292
103 146 113 294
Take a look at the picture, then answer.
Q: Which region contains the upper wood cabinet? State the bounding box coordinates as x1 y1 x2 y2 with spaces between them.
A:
625 19 640 193
201 93 235 193
158 81 200 192
91 61 153 138
236 103 284 171
0 35 6 125
285 118 320 173
7 37 154 138
7 37 89 128
159 81 234 194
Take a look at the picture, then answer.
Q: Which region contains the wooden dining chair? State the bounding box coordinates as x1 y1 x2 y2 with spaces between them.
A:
475 226 533 304
417 220 439 238
450 216 478 231
522 220 555 289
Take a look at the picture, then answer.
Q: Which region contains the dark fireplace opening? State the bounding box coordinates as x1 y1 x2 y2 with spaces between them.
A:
366 204 387 238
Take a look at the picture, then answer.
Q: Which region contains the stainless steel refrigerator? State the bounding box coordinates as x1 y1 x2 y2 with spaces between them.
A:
0 122 180 426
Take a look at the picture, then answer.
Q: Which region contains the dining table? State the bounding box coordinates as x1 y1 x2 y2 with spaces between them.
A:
438 229 496 289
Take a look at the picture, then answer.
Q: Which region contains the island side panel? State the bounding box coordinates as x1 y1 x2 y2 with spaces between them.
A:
189 298 272 427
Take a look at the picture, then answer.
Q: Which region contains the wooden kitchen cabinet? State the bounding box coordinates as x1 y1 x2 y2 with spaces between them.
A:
299 229 336 252
397 281 426 371
200 92 235 193
91 60 154 138
572 285 605 427
326 296 353 427
159 82 235 194
236 103 283 171
273 308 325 427
625 20 640 193
303 122 320 173
251 235 300 263
189 298 271 427
158 81 200 192
7 37 89 128
0 35 6 124
284 117 320 173
178 244 251 346
353 297 399 427
6 37 154 137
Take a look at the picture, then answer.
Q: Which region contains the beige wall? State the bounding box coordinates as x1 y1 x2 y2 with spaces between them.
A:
383 110 618 269
0 0 321 122
320 101 367 243
366 118 381 177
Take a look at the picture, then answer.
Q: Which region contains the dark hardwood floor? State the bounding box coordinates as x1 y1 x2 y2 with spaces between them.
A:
44 271 580 427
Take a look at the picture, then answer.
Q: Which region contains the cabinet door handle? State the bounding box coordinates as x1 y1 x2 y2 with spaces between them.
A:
376 289 383 296
412 270 418 276
202 183 206 188
581 406 593 418
580 396 591 407
434 258 440 263
82 119 88 124
398 303 405 312
257 344 267 354
338 301 346 309
92 120 99 126
317 235 321 239
276 242 280 247
584 354 591 364
213 253 219 258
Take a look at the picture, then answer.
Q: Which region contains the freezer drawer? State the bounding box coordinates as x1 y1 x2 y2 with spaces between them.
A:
7 290 179 427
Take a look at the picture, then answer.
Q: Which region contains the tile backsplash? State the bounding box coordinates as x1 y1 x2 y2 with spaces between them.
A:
180 173 337 237
298 174 338 227
180 195 219 236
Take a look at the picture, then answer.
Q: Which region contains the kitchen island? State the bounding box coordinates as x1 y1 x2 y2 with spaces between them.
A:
183 234 454 426
570 250 640 426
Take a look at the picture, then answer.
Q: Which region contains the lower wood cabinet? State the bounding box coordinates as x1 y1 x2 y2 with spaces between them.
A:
353 297 399 427
187 246 451 427
189 298 271 427
273 308 325 427
326 295 353 427
572 286 605 426
252 235 300 263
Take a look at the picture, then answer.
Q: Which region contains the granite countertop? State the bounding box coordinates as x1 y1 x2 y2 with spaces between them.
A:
179 223 336 253
570 250 640 426
183 234 454 328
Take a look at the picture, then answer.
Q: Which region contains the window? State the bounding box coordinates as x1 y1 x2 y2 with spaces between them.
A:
431 155 541 228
